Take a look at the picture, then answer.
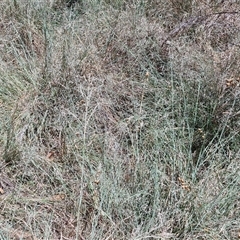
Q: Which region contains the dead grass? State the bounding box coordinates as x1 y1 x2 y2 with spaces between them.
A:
0 0 239 239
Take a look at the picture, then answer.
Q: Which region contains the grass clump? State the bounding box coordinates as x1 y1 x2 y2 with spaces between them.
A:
0 0 239 239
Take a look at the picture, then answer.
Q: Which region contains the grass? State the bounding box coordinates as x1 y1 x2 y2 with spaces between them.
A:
0 0 239 239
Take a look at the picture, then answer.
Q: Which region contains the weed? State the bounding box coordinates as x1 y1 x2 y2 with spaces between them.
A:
0 0 239 239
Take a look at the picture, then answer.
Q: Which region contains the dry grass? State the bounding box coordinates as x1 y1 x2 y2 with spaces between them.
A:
0 0 239 239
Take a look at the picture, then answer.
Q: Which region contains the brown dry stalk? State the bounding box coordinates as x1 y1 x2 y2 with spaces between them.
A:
161 11 240 47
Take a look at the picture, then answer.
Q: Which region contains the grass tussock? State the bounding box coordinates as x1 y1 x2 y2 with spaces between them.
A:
0 0 240 239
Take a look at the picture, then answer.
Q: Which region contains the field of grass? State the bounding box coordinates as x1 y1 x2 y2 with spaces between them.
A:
0 0 240 239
